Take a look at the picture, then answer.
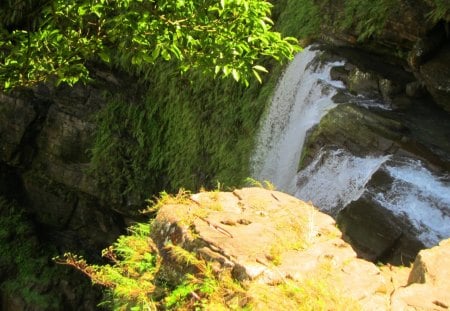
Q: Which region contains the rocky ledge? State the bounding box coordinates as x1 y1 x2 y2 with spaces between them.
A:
151 187 450 310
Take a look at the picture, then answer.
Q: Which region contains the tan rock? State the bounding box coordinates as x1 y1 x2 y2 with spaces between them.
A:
151 188 392 310
391 238 450 310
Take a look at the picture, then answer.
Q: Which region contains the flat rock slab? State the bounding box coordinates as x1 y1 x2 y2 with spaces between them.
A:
151 188 390 309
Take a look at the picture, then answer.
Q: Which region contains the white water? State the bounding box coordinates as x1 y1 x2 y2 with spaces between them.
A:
251 47 345 193
373 159 450 247
295 149 390 215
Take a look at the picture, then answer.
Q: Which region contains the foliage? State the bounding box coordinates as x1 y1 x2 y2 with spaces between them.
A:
276 0 450 44
244 177 276 190
88 59 282 205
247 273 361 310
338 0 400 41
275 0 323 39
56 222 246 310
57 222 160 310
0 0 299 90
427 0 450 22
0 197 80 310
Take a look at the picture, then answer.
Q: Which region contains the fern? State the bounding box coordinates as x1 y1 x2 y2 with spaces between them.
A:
427 0 450 22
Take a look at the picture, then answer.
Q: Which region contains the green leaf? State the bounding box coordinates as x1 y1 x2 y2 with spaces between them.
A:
152 46 161 60
98 51 110 63
252 69 262 83
231 68 240 82
161 49 171 61
77 6 87 16
252 65 268 73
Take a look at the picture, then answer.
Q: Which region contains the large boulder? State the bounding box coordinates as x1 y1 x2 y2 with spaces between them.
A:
151 187 391 309
391 238 450 310
301 104 418 168
337 169 426 265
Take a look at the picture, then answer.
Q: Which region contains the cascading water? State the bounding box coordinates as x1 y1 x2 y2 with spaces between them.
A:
251 47 345 193
373 159 450 247
251 46 450 249
295 149 390 215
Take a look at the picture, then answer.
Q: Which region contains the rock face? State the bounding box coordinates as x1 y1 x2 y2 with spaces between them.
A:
0 84 125 310
0 84 124 253
298 47 450 264
420 43 450 112
319 0 450 112
391 239 450 310
152 188 390 309
0 93 36 164
151 187 450 310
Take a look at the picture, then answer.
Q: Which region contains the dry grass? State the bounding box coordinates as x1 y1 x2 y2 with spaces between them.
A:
246 266 361 311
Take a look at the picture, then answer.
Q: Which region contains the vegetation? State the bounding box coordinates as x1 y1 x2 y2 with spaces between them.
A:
276 0 450 42
427 0 450 22
89 60 283 205
57 191 360 310
60 235 248 310
0 197 97 310
0 0 299 90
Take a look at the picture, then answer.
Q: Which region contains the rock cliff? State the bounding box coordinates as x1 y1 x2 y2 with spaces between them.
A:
151 187 450 310
318 0 450 112
0 83 124 253
297 46 450 265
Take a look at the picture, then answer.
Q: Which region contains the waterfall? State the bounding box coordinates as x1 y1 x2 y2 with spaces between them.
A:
251 47 345 193
251 46 450 248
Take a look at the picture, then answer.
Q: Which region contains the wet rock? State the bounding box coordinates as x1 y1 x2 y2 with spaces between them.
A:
420 43 450 112
347 68 380 97
379 79 403 104
301 98 450 172
408 25 448 68
330 65 349 83
391 95 414 111
300 104 405 169
320 0 450 113
337 169 426 265
300 94 450 265
405 81 427 98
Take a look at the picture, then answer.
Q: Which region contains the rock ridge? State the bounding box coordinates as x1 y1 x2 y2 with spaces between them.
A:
151 187 450 310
